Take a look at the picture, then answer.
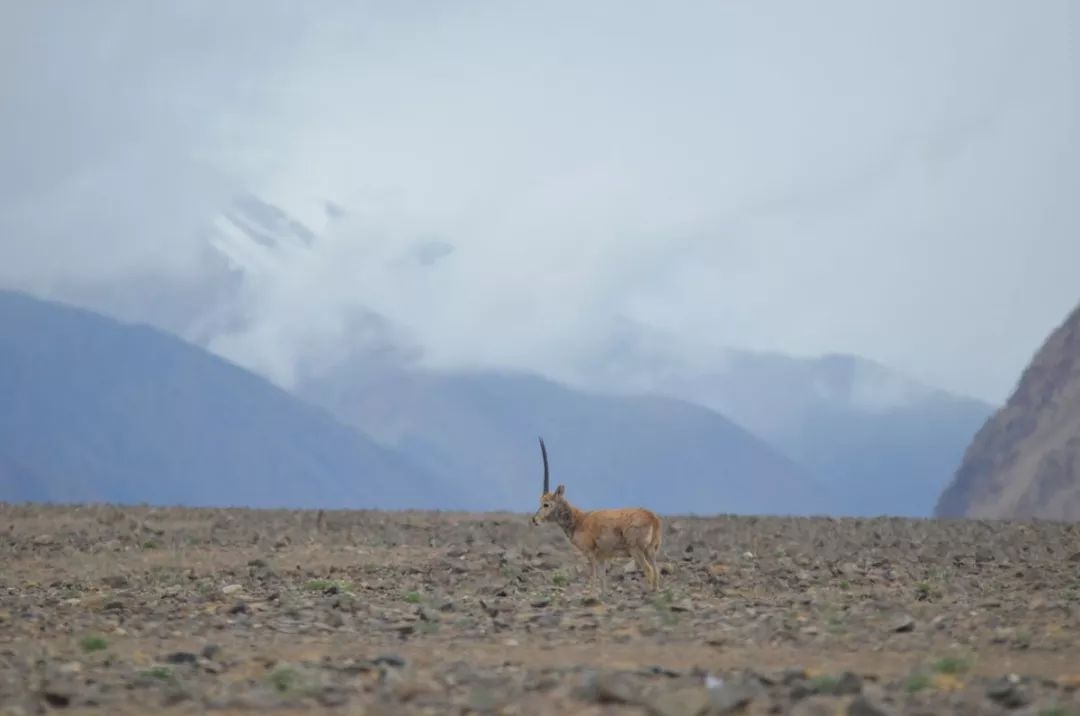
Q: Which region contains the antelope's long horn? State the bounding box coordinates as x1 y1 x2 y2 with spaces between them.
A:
539 436 549 494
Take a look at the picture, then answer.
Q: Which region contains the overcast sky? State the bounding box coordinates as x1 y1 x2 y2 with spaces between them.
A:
1 1 1077 403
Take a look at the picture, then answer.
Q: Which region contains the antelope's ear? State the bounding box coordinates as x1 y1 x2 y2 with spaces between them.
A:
555 484 565 496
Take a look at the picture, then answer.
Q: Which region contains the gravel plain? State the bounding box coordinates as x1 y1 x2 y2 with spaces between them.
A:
2 503 1080 714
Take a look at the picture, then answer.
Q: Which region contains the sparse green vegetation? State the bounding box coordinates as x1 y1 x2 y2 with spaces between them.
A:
268 666 302 694
1037 707 1067 716
649 590 678 625
905 673 931 693
932 656 970 675
302 578 350 593
552 572 569 587
810 675 839 693
79 635 108 652
915 581 934 600
140 666 174 681
266 665 319 698
403 591 422 604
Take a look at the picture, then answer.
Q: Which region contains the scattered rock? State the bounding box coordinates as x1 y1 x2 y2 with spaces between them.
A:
892 616 915 633
164 652 199 665
102 574 129 588
986 674 1030 708
649 686 710 716
372 654 407 669
221 584 243 596
579 671 641 705
847 694 892 716
791 695 846 716
831 672 864 696
671 598 694 613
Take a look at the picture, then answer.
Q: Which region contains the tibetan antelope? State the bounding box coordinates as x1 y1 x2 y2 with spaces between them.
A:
529 437 662 594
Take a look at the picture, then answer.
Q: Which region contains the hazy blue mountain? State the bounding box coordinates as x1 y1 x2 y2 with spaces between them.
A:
299 365 832 517
575 320 995 517
0 290 448 509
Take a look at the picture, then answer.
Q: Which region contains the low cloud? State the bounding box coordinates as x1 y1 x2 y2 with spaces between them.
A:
1 1 1077 403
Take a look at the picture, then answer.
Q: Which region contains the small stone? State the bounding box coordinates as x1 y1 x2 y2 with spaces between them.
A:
57 662 82 675
164 651 198 665
316 686 349 707
892 616 915 633
198 658 223 674
974 547 995 563
848 695 892 716
372 654 407 669
832 672 863 696
201 644 221 660
992 626 1015 644
102 575 129 588
709 681 758 713
782 669 808 685
530 597 551 608
671 599 694 613
580 672 640 705
649 686 710 716
41 688 71 708
161 585 182 597
221 584 243 595
33 534 54 546
791 696 844 716
986 675 1029 708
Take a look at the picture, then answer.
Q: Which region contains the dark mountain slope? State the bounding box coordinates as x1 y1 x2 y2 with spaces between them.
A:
0 290 447 509
936 301 1080 520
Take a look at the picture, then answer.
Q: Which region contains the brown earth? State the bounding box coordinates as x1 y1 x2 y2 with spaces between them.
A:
936 301 1080 521
2 504 1080 715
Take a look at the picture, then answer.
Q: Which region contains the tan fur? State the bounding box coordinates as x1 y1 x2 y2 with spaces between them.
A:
529 439 662 595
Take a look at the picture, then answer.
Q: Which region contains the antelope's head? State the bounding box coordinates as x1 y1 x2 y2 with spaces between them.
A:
530 437 567 526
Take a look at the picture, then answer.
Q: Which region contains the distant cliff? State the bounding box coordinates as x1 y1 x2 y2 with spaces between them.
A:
935 302 1080 520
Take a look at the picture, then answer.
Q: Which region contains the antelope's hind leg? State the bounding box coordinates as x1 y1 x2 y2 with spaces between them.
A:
631 548 657 591
644 548 661 591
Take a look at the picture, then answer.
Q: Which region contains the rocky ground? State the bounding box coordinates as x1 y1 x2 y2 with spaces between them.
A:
2 504 1080 715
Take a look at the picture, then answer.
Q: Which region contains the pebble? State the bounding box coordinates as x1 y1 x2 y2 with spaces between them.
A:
986 674 1030 708
221 584 243 595
892 615 915 633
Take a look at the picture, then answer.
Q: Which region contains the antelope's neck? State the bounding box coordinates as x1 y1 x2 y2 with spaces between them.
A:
556 503 586 541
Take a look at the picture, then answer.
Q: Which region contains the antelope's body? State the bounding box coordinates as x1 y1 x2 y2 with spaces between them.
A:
529 437 662 594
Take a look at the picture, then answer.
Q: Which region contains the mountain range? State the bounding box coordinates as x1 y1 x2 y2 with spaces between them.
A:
573 320 994 516
0 194 1001 517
